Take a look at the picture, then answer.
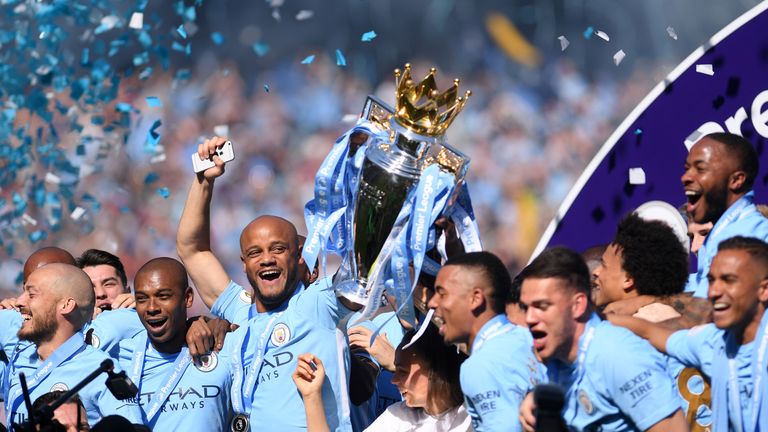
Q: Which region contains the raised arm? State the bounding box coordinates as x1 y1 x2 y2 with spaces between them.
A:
176 136 232 308
606 314 676 354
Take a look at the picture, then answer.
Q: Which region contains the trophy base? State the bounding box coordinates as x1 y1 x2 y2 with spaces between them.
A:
333 278 371 307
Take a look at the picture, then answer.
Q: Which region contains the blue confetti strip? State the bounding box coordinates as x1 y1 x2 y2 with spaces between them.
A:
116 102 133 113
252 42 270 57
146 96 162 107
157 187 170 199
177 24 187 39
211 32 224 45
144 172 159 184
361 30 377 42
583 26 594 39
634 128 643 135
145 119 162 153
335 49 346 67
264 84 270 93
301 55 315 65
29 230 47 244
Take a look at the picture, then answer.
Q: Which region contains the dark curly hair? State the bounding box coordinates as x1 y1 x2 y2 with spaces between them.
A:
613 213 688 297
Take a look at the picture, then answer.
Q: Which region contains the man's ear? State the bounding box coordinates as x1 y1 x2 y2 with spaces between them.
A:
59 297 77 315
469 287 487 315
184 286 195 308
729 170 747 193
571 291 589 320
758 277 768 303
623 273 634 294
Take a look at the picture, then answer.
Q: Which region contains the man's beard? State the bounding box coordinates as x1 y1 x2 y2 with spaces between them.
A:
702 185 730 224
246 272 298 308
18 306 58 345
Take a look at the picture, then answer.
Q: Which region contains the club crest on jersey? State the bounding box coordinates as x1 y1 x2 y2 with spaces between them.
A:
239 290 252 304
195 352 219 372
271 323 291 346
50 383 69 392
578 390 594 415
90 333 101 348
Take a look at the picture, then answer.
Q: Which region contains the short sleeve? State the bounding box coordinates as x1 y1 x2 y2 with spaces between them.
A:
460 359 526 432
604 336 680 430
0 310 22 357
87 309 144 358
665 324 720 377
210 280 251 325
298 278 350 329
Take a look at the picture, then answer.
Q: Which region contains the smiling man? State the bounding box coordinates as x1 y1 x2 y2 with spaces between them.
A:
114 257 234 431
682 132 768 297
5 264 141 429
176 136 354 432
517 247 687 432
609 236 768 431
427 251 544 432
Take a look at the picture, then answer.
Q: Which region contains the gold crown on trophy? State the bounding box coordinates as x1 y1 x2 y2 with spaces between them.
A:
393 64 471 137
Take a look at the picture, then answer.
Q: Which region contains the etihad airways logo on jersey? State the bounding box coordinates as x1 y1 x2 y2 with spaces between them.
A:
120 385 224 411
255 351 295 383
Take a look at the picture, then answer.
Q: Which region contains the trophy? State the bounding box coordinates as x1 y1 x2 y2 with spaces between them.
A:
304 64 476 318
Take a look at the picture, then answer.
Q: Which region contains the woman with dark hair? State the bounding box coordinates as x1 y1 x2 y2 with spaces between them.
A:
365 324 469 431
293 323 469 432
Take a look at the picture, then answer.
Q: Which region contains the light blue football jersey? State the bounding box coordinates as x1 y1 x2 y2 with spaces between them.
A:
116 329 235 431
461 314 546 432
666 323 757 431
549 314 680 431
214 278 352 432
86 308 145 358
5 333 142 429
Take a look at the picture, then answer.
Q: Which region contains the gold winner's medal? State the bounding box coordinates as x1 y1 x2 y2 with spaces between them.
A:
231 413 249 432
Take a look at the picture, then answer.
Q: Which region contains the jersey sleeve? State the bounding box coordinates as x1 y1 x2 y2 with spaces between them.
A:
210 280 251 325
665 324 720 378
604 334 681 431
300 278 351 328
87 309 145 359
0 310 22 357
459 358 526 432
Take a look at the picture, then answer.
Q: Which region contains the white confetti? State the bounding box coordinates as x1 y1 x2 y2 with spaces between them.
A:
44 172 61 185
296 10 314 20
213 124 229 137
70 207 86 221
129 12 144 30
595 30 610 41
558 35 570 51
272 9 281 21
666 26 678 40
613 49 626 66
150 153 167 164
21 213 38 226
268 0 284 6
629 168 646 185
696 64 714 76
341 114 358 123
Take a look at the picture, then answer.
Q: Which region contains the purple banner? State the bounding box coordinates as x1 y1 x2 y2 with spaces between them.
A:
533 2 768 258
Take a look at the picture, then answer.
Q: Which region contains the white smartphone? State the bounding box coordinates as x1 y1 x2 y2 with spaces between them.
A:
192 140 235 173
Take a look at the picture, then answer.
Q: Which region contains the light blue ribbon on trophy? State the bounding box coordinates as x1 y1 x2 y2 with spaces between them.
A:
129 334 192 427
359 165 456 333
349 197 415 327
444 182 482 254
303 120 384 272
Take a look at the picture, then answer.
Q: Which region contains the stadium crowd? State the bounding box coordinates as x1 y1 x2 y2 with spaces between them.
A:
0 124 766 431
